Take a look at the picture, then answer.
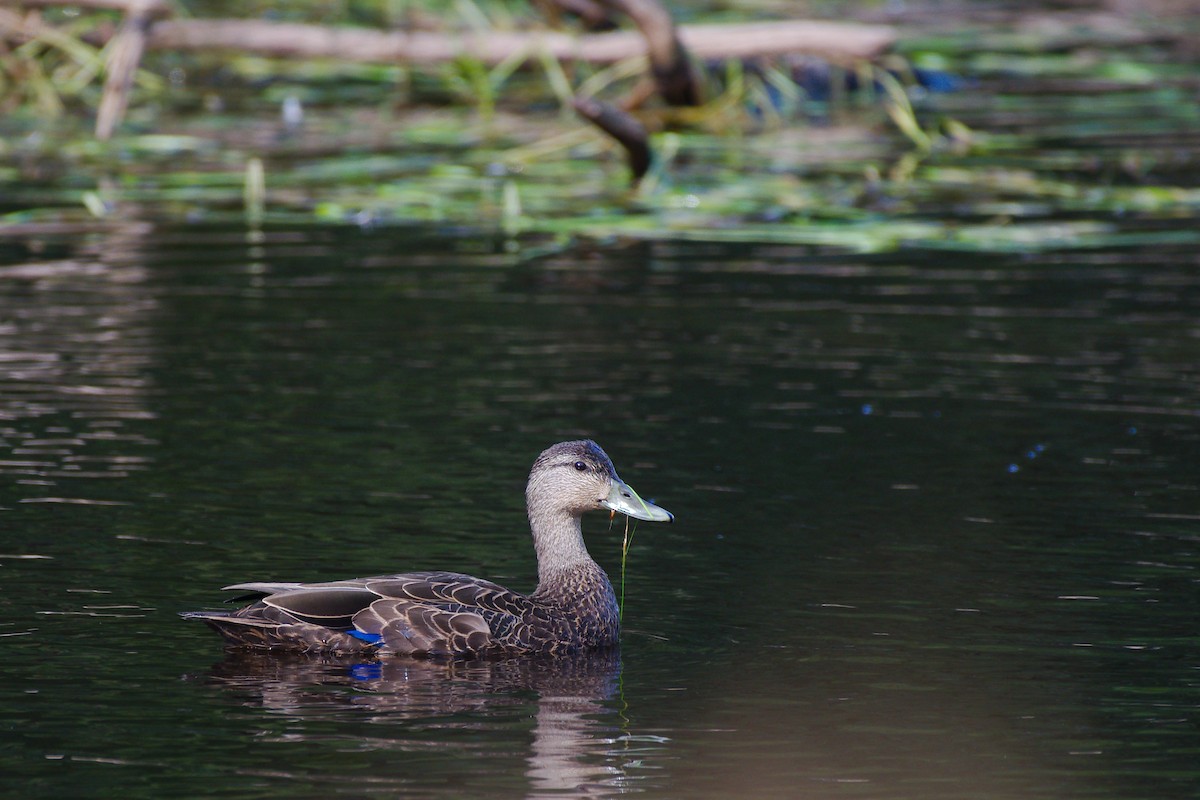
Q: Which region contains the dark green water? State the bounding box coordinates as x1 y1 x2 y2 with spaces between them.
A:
2 223 1198 798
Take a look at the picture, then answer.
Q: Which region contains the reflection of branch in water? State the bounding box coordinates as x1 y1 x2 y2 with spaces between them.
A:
200 650 655 795
528 688 618 795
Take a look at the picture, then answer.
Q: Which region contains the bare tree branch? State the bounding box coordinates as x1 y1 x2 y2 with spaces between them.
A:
139 18 895 66
573 95 651 182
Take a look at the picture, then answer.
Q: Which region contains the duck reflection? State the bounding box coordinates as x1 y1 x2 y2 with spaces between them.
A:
201 649 644 795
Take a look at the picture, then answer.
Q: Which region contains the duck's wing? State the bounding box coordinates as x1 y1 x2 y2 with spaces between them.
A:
352 571 535 656
186 571 536 657
222 581 305 595
352 600 492 656
361 571 531 616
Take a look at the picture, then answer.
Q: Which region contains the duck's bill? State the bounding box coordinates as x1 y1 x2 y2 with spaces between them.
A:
603 478 674 523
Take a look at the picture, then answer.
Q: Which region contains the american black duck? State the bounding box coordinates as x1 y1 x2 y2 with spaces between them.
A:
183 440 673 657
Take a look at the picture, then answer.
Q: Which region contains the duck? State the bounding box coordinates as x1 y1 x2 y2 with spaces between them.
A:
182 440 673 658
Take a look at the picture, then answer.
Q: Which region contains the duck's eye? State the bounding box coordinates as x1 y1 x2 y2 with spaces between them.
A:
573 461 588 472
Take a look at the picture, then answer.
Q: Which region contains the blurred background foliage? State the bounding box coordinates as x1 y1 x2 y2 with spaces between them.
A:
1 0 1198 251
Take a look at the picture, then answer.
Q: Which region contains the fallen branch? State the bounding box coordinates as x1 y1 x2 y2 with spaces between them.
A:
600 0 700 106
140 18 895 66
573 95 651 182
95 0 169 139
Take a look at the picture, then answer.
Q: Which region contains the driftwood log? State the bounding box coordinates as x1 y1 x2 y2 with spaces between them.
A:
138 19 894 67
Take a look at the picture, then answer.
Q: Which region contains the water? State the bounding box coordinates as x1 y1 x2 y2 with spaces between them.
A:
2 218 1198 798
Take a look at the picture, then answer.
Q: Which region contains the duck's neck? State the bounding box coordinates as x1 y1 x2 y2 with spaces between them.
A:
529 507 595 591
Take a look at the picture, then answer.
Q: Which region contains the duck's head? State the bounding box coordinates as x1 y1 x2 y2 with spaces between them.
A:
527 440 673 523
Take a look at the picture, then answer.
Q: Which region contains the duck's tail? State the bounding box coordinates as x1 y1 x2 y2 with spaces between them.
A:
181 610 377 655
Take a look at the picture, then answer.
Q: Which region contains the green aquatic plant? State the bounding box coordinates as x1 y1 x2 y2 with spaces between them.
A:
500 178 523 237
0 11 100 116
244 157 266 225
444 47 534 124
615 513 637 624
0 7 164 120
877 68 932 153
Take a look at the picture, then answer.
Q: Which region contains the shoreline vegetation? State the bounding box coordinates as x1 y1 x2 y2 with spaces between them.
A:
2 1 1198 251
3 0 894 145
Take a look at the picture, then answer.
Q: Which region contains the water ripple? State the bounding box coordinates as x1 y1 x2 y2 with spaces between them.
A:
0 245 158 505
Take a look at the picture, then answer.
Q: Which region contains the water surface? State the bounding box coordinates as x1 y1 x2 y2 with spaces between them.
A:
2 219 1198 798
